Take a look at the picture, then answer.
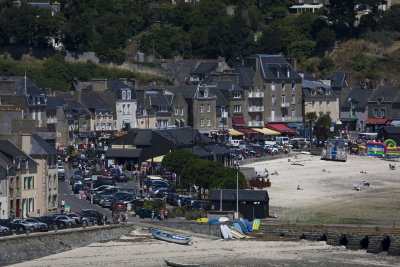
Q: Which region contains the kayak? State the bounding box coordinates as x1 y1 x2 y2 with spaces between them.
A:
150 228 190 245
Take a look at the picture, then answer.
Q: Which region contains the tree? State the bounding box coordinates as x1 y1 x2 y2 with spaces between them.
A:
287 40 315 61
315 27 336 56
318 57 335 75
305 112 318 141
328 0 357 39
162 150 199 184
313 114 332 143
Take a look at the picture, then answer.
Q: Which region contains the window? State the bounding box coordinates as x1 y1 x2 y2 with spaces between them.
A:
374 109 378 117
122 104 125 114
272 94 276 104
281 94 285 104
291 94 296 104
207 119 211 126
351 109 356 117
256 86 260 92
82 122 87 131
122 90 126 100
204 89 208 97
326 100 330 105
291 108 296 117
326 89 330 95
319 100 323 106
207 104 210 112
108 123 112 130
127 90 131 99
96 123 99 131
381 109 385 117
292 82 295 91
175 108 178 115
233 91 241 98
311 90 316 96
32 109 36 120
24 177 27 189
101 122 106 130
181 108 184 115
200 119 204 127
127 104 130 114
200 104 204 113
312 101 315 108
271 81 275 91
282 81 286 91
234 105 241 113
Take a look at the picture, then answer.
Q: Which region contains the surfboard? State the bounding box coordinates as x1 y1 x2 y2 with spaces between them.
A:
220 225 229 239
197 218 209 223
243 219 252 232
232 222 243 234
218 217 229 222
223 225 233 239
229 226 245 239
238 220 248 234
252 219 260 231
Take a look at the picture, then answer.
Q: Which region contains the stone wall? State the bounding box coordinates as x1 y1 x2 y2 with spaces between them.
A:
0 225 132 266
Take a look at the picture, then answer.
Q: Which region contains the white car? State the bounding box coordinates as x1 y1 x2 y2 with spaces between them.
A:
0 224 11 234
58 165 65 174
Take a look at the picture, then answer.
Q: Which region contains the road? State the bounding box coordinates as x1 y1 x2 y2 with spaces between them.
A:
58 165 138 222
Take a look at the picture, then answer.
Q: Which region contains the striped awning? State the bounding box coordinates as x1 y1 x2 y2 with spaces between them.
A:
252 128 280 135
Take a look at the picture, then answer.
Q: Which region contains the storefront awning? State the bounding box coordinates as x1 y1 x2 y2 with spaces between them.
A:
232 118 246 127
236 129 260 134
265 123 296 134
146 155 165 163
230 129 244 136
365 118 388 125
251 128 280 135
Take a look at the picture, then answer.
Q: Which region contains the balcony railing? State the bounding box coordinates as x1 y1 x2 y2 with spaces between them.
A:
248 106 264 112
248 92 264 98
266 116 302 122
281 102 290 108
248 121 264 127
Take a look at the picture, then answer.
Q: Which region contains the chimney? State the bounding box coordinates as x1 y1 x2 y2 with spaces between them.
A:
92 78 108 91
13 0 21 8
346 73 355 88
52 1 60 12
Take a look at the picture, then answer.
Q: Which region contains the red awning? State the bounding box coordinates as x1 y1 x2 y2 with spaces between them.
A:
265 123 296 134
236 129 260 134
232 118 246 126
365 118 388 125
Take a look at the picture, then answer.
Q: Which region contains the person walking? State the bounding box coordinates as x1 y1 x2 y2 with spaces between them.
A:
124 210 128 225
164 210 168 220
160 208 164 221
61 199 66 210
151 210 154 220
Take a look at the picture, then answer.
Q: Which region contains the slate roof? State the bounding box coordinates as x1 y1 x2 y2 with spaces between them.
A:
380 126 400 134
236 67 255 87
368 86 400 103
135 130 153 146
146 91 169 107
154 127 214 147
46 96 65 109
342 89 373 109
28 2 58 13
107 79 137 100
325 72 348 88
0 76 44 96
164 91 175 105
172 85 198 100
164 60 198 85
210 189 269 202
105 148 142 158
251 55 302 80
0 140 36 165
81 91 112 110
302 80 338 101
209 86 229 108
191 62 218 74
30 134 58 155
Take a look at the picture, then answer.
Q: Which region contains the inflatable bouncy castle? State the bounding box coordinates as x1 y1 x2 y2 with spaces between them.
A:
365 139 400 158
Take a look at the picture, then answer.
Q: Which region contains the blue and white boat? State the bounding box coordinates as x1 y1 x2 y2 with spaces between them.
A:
150 228 191 245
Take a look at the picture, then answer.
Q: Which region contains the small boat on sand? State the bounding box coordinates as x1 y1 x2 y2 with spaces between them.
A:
164 258 200 267
150 228 191 245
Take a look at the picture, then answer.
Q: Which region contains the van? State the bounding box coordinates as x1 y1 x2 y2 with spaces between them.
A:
275 137 289 145
229 140 241 147
147 175 163 181
253 166 269 178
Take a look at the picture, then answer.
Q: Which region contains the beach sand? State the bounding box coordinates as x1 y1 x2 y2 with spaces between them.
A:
245 154 400 224
10 227 400 267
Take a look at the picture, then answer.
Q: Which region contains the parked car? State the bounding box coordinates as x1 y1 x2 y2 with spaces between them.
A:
136 209 161 220
73 183 85 194
0 219 27 232
0 224 11 234
34 216 56 230
80 209 105 224
114 174 128 183
188 200 210 211
53 215 77 228
24 218 49 231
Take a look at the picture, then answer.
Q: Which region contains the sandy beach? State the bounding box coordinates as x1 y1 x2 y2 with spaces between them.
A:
245 154 400 224
10 227 400 267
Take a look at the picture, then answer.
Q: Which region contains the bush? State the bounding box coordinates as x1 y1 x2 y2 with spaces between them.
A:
172 206 186 215
142 199 165 212
184 210 206 220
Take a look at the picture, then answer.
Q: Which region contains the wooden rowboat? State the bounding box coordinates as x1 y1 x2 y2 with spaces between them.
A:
164 258 200 267
150 228 191 245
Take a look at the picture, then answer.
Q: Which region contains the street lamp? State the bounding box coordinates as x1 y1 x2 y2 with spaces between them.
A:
234 162 239 220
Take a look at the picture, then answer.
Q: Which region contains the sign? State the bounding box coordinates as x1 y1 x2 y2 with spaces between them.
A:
64 205 71 213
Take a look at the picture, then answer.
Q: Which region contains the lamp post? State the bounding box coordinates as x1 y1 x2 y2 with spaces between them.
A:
234 162 239 220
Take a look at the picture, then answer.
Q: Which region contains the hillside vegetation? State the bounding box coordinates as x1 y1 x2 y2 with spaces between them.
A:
1 1 400 87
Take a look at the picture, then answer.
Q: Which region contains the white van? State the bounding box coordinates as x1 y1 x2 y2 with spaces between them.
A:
147 175 163 181
275 136 289 145
229 140 241 147
253 166 269 178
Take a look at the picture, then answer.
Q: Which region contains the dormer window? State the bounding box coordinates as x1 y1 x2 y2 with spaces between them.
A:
287 68 290 78
122 90 126 100
311 90 316 96
233 91 241 98
326 89 330 95
204 89 208 98
127 90 131 100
